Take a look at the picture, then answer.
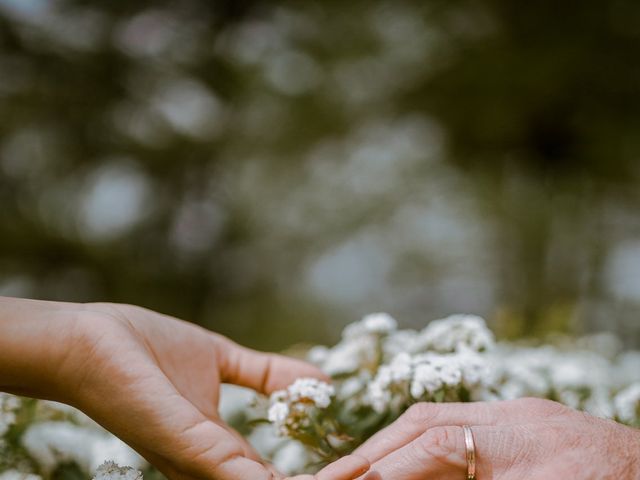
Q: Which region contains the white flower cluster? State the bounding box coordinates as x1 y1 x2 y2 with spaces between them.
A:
374 315 493 412
0 397 147 479
268 312 640 468
477 343 640 421
22 421 146 475
367 347 489 412
0 394 21 437
268 378 335 435
308 313 397 376
309 313 494 380
409 314 495 353
92 461 142 480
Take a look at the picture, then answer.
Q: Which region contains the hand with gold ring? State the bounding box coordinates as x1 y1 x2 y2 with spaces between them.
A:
352 398 640 479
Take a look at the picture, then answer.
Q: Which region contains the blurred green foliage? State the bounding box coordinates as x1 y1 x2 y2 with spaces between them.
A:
1 0 640 348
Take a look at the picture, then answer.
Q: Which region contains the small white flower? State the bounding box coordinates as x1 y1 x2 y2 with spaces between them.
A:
584 389 615 419
307 346 330 365
268 402 290 425
267 378 335 435
339 376 366 398
413 315 494 354
0 393 21 437
435 359 462 387
368 381 392 413
387 353 412 382
551 361 591 390
558 390 581 409
617 352 640 385
362 313 398 335
286 378 335 408
383 329 418 357
454 348 489 388
218 384 257 424
343 313 397 339
318 336 376 376
614 383 640 424
410 363 442 399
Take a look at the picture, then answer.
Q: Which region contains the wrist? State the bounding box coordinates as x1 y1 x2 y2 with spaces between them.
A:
0 296 85 401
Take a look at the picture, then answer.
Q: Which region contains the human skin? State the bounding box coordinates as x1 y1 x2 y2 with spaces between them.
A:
353 397 640 479
0 296 369 480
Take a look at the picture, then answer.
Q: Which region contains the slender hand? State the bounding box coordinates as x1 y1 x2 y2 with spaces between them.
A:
353 398 640 479
0 297 368 480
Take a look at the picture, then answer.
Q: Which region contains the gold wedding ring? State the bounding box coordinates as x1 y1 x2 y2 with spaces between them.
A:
462 425 476 480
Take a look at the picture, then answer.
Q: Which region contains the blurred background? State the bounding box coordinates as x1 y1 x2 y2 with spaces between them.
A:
1 0 640 350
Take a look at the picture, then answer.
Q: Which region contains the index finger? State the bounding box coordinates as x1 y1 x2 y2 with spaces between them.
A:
353 398 564 464
363 426 469 480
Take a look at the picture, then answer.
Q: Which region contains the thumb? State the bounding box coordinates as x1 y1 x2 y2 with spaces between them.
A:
76 361 274 480
215 336 330 394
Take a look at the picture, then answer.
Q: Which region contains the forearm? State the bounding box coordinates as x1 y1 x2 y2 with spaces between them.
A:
0 296 81 399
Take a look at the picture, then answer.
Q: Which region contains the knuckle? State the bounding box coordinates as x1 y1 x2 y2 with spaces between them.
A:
417 426 462 463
